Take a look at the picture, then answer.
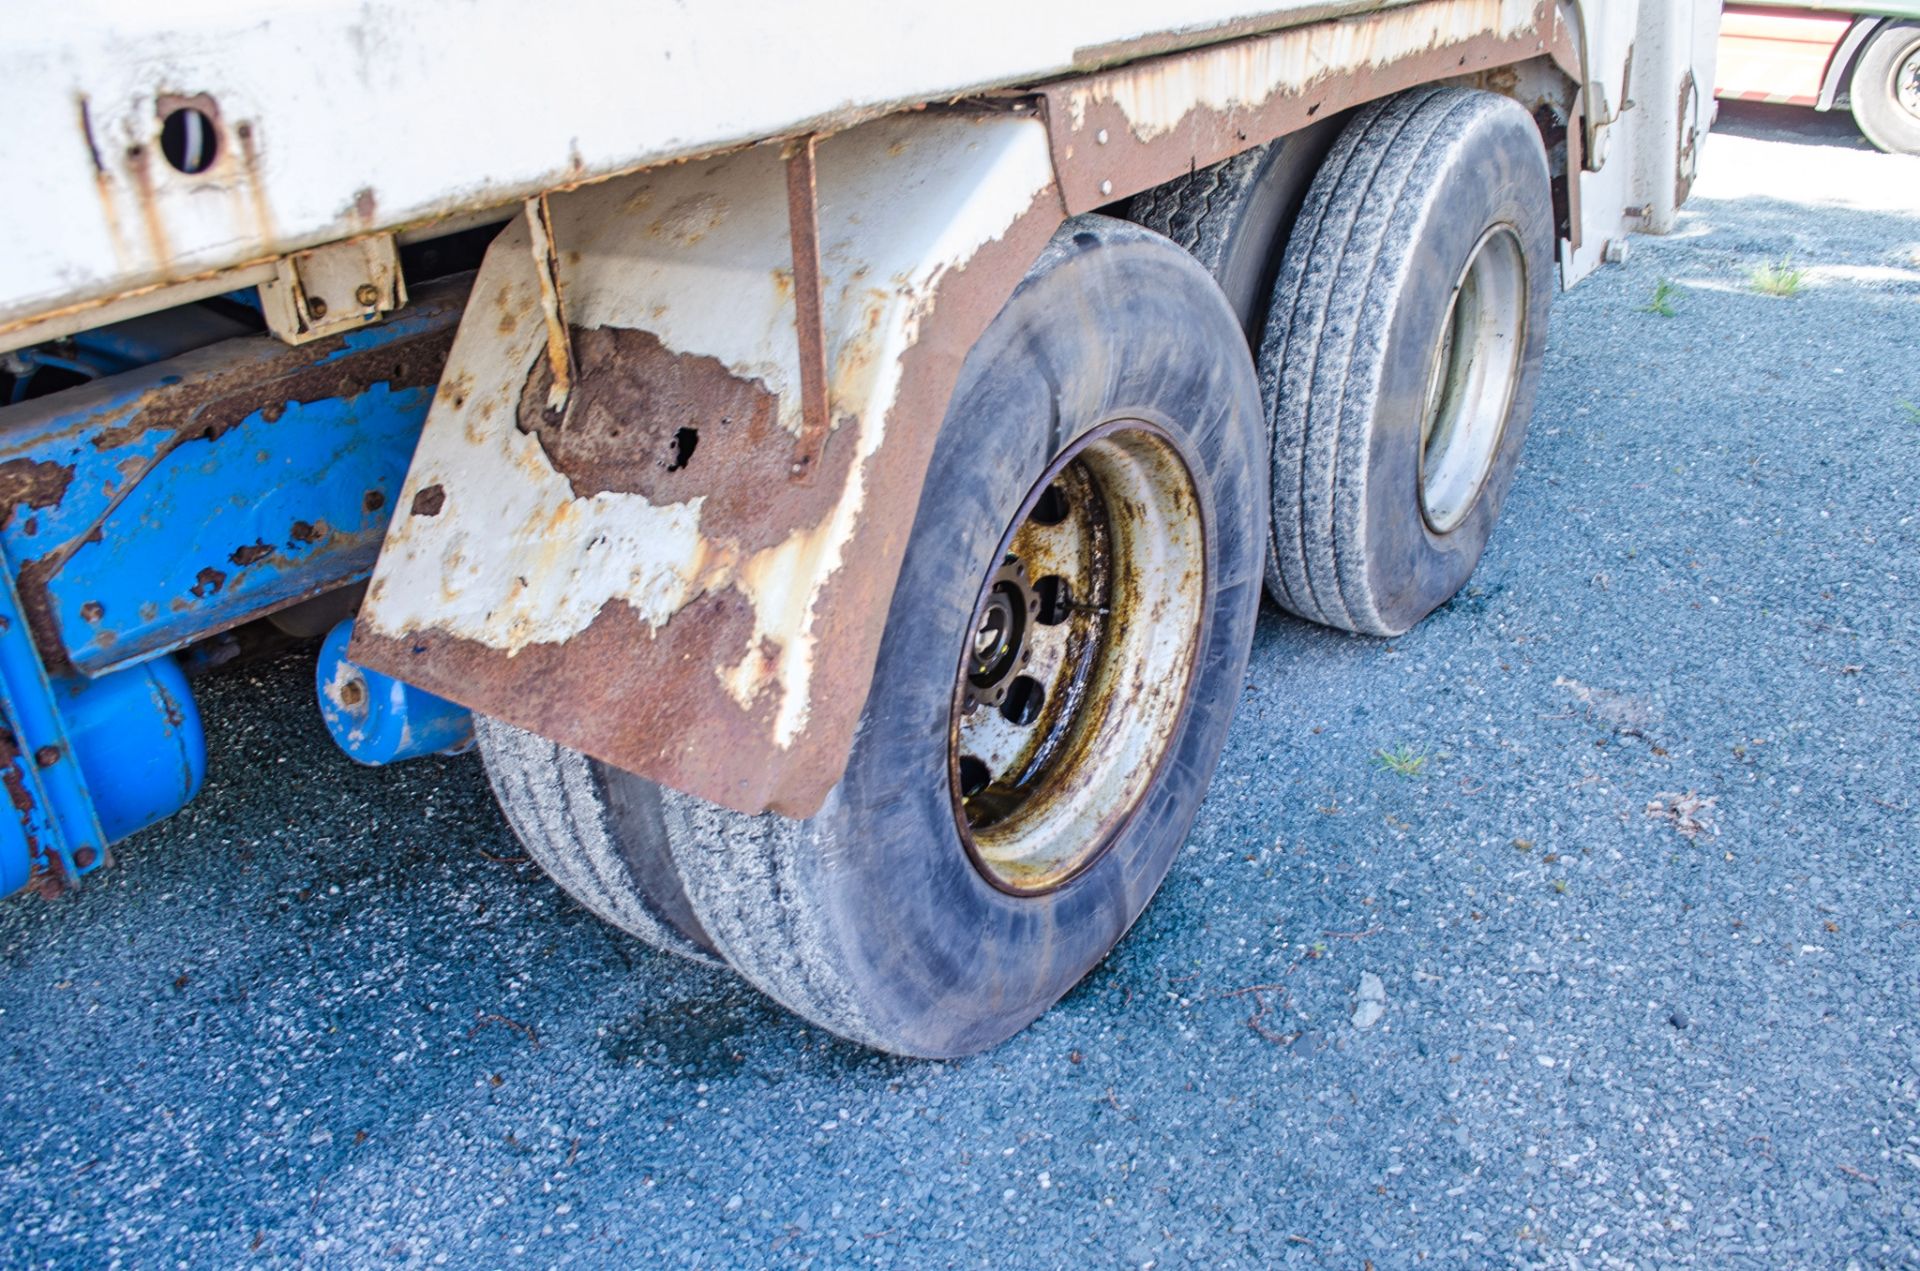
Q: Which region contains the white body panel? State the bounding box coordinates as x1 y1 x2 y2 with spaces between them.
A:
2 0 1415 333
1564 0 1720 282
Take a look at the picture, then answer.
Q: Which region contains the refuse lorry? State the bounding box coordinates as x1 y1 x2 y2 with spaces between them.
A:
0 0 1718 1056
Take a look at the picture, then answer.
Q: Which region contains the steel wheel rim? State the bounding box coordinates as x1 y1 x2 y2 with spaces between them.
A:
1897 41 1920 120
948 420 1207 895
1418 223 1527 535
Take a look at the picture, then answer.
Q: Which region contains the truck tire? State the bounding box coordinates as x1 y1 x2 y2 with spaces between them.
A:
644 215 1266 1056
1849 22 1920 155
1126 116 1343 342
1262 87 1552 636
475 719 722 966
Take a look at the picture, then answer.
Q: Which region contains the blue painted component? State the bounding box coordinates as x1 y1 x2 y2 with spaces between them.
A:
5 300 263 400
0 276 471 897
0 555 205 895
0 276 468 677
56 658 205 843
316 620 473 765
0 565 106 893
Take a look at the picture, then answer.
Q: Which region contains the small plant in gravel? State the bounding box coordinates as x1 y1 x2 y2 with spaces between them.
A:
1641 278 1681 316
1748 257 1804 298
1374 745 1427 777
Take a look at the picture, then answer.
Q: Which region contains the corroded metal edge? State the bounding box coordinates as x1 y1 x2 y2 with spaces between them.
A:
352 114 1067 817
1035 0 1577 213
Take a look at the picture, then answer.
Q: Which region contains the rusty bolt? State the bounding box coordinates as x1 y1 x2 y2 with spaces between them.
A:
80 601 104 622
355 283 380 308
74 846 98 869
33 745 60 768
307 295 329 319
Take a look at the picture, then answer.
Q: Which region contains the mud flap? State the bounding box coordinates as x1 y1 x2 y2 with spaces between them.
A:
352 112 1065 816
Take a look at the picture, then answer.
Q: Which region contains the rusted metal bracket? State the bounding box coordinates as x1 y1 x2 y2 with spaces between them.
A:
259 233 406 345
1565 85 1586 251
526 193 576 415
783 134 832 482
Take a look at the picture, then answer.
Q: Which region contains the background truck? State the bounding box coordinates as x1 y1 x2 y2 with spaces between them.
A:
1716 2 1920 153
0 0 1716 1056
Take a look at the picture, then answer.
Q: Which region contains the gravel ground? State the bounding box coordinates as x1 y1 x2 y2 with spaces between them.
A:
4 104 1918 1269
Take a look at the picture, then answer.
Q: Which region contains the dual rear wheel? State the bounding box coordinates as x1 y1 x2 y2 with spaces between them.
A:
481 88 1554 1057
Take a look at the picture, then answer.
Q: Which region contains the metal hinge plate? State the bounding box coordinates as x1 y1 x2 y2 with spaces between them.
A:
260 235 407 344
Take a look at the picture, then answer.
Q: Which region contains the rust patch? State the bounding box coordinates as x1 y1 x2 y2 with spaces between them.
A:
5 296 461 671
363 488 386 513
0 729 58 895
89 325 453 455
0 459 74 531
411 484 445 517
233 120 277 250
124 143 173 275
1036 2 1565 213
352 588 788 807
517 325 855 554
79 601 103 623
288 520 326 545
190 567 227 597
230 541 274 566
0 738 35 817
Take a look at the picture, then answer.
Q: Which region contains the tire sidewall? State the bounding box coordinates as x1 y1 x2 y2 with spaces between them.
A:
787 219 1265 1056
1360 102 1553 635
1852 24 1920 155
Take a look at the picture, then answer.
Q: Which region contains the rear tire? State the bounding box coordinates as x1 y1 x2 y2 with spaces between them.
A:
1849 22 1920 156
1261 87 1553 636
658 216 1268 1056
1126 117 1343 342
476 719 722 966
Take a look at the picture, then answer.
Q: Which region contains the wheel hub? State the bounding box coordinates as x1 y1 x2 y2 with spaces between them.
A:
1418 222 1527 535
948 421 1207 895
1899 45 1920 120
963 557 1034 711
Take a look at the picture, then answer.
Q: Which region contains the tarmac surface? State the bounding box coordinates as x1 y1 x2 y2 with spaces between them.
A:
4 101 1918 1268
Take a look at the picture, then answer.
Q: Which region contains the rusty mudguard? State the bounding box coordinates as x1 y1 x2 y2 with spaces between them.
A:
352 112 1067 816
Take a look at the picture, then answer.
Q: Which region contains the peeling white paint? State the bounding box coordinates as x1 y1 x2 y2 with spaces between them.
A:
1065 0 1542 140
361 112 1057 750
